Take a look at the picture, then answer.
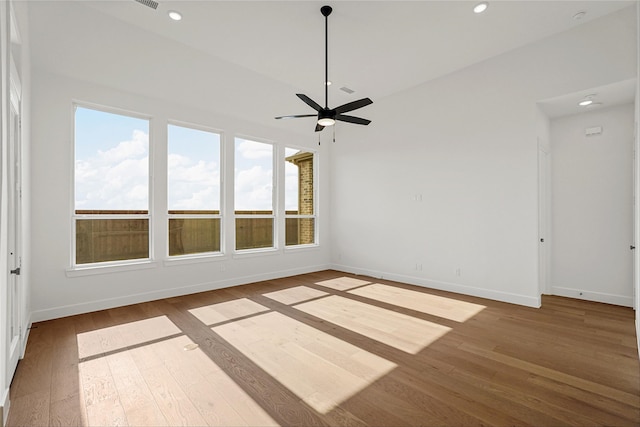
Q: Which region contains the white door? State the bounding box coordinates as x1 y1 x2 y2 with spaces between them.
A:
538 141 550 295
6 61 21 382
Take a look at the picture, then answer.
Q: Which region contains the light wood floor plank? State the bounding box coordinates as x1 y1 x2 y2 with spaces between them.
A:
139 363 208 426
106 352 168 427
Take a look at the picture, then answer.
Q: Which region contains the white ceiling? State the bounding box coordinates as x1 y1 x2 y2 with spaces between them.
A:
28 1 636 126
538 78 637 119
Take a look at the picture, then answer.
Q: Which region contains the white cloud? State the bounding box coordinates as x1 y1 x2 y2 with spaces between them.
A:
98 130 147 163
237 140 272 160
235 165 273 211
75 130 149 211
168 153 220 211
171 186 218 211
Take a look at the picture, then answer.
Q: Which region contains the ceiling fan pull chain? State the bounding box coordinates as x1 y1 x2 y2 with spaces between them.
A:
318 133 321 146
333 126 336 143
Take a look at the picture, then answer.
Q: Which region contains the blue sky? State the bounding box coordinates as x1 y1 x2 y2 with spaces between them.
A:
75 106 301 212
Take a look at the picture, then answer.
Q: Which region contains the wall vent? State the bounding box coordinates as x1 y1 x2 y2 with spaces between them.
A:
585 126 603 136
134 0 159 10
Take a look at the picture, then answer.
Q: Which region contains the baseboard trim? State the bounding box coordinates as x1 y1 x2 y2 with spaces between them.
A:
21 312 32 358
331 264 541 308
31 264 331 322
636 315 640 357
551 285 634 307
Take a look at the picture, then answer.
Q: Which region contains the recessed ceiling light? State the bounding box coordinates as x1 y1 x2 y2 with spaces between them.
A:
168 10 182 21
473 2 489 14
586 102 603 108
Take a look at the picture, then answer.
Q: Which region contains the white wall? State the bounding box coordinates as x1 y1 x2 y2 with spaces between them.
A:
330 7 637 308
29 69 331 322
550 104 634 306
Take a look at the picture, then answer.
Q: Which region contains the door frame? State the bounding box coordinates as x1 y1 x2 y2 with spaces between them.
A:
538 139 551 296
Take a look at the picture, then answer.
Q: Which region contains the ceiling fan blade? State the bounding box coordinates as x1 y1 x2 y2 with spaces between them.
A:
315 123 325 132
334 98 373 114
297 94 323 112
336 114 371 125
275 114 317 120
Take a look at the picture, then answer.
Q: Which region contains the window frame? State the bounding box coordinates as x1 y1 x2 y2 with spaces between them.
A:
166 120 224 259
67 102 321 274
233 135 278 253
70 101 154 270
284 146 319 249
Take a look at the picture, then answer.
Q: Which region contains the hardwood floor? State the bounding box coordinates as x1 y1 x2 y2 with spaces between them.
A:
6 270 640 426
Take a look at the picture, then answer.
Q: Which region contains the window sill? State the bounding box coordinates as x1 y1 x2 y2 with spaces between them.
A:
66 260 158 277
233 247 280 259
163 253 227 267
285 244 320 252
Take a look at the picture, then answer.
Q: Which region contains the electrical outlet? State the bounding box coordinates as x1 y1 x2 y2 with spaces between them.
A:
455 268 461 277
220 263 226 272
415 263 423 271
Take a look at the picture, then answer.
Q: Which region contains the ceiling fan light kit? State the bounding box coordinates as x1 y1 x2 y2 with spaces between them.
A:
275 5 372 133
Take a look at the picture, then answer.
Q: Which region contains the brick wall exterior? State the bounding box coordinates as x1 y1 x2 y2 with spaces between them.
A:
286 151 315 245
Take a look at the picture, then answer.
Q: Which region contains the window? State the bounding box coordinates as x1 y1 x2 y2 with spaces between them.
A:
234 138 274 250
167 124 221 256
74 106 150 265
285 148 316 246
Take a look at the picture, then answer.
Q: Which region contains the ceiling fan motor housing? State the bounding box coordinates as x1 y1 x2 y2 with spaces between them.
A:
318 108 335 120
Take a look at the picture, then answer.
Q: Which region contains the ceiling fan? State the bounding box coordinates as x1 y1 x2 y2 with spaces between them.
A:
275 5 372 132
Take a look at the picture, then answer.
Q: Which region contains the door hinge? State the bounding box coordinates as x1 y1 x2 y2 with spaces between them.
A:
10 267 20 275
631 245 636 250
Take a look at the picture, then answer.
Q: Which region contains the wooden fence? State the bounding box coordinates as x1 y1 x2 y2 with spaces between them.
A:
75 210 313 264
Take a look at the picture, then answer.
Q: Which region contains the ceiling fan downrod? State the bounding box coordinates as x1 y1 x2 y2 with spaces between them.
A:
321 5 332 109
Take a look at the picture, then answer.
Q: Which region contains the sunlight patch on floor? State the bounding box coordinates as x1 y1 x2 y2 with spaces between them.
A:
78 334 279 426
263 286 328 305
212 311 397 414
314 276 371 291
349 283 486 322
76 315 181 359
296 295 451 354
189 298 270 326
